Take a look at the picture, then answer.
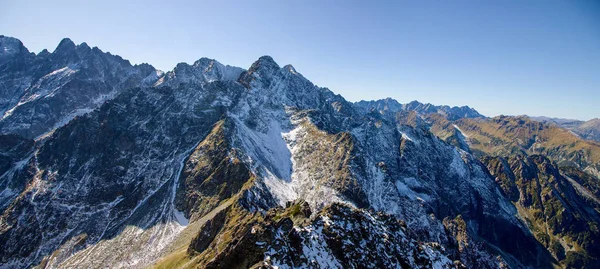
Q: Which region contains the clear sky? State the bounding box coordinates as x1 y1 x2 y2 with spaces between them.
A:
1 0 599 120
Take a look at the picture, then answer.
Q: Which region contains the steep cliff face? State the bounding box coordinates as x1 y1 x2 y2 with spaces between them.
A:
0 37 580 269
483 155 600 268
369 102 600 268
0 74 240 268
0 134 34 210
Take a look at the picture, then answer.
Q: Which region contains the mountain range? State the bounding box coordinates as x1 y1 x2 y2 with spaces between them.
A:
530 117 600 143
0 36 599 269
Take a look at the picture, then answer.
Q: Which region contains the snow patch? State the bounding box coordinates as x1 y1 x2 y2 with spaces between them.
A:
297 225 343 268
453 124 468 138
401 132 413 142
232 116 298 205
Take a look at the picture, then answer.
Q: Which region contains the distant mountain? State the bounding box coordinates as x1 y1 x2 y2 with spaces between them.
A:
355 98 484 121
531 116 600 142
0 36 598 269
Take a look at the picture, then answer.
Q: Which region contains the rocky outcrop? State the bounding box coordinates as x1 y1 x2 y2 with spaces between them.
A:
182 200 461 269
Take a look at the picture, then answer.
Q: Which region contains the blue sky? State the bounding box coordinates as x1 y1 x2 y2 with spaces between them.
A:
1 0 598 120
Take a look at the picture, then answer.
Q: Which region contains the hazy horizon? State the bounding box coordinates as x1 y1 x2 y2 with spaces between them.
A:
1 0 598 120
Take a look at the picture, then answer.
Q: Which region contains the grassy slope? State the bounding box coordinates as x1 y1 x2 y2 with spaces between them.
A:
427 115 600 169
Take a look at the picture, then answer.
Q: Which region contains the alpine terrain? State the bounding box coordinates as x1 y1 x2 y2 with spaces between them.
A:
1 36 599 269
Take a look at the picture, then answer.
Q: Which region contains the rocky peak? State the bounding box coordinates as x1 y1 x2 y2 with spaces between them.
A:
0 35 28 56
192 57 215 69
158 57 244 87
448 105 483 119
53 37 77 54
37 49 50 58
355 98 403 113
77 42 91 51
0 35 30 67
194 57 244 81
283 64 299 75
404 100 424 109
50 38 122 68
134 62 157 74
233 55 354 123
403 100 438 114
238 55 281 88
49 38 89 67
251 55 280 73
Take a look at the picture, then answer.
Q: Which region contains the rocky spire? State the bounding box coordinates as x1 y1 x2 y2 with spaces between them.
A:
238 55 281 88
53 37 76 54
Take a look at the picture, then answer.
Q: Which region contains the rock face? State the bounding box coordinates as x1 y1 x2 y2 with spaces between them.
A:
0 36 161 139
0 36 596 269
381 106 600 267
482 155 600 268
0 134 34 210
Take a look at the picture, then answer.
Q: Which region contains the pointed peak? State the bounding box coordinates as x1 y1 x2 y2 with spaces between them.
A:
54 38 76 53
382 97 401 104
238 56 281 88
406 100 424 107
194 57 214 64
258 55 277 64
283 64 298 75
174 62 191 70
191 58 218 74
38 49 50 57
59 37 75 45
192 57 220 70
249 55 280 72
78 42 91 50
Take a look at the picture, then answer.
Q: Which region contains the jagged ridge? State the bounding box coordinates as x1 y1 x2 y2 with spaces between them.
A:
1 36 596 269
